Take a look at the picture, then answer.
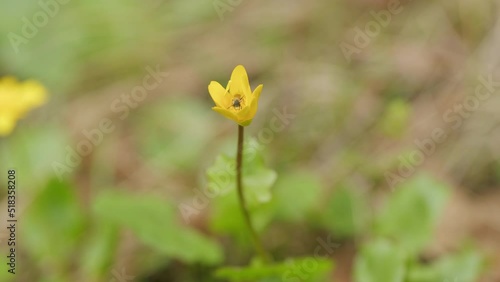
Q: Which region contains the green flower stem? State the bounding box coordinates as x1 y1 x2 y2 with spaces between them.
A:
236 125 271 263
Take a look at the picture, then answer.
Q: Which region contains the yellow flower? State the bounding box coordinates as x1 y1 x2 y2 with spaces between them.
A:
208 65 263 126
0 76 48 136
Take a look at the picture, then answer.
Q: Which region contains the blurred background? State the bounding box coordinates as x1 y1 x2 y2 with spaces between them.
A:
1 0 500 281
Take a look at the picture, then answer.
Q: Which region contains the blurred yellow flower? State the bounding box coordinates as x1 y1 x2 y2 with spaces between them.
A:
208 65 263 126
0 76 47 136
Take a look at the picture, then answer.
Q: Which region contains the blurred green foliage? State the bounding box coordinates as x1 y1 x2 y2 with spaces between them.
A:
374 174 450 255
93 190 223 265
216 257 333 282
322 184 368 238
378 99 412 138
0 0 496 281
353 174 484 282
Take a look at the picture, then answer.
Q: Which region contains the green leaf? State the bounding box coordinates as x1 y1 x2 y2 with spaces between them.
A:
322 183 368 237
21 179 86 270
374 173 450 254
408 247 484 282
271 170 323 222
80 223 119 281
207 138 277 208
354 238 407 282
208 140 277 239
432 248 484 281
92 191 222 264
215 257 333 282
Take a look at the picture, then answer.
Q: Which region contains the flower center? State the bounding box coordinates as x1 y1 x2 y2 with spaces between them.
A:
229 94 245 111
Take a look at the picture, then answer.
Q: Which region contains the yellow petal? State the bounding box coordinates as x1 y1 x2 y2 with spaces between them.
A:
208 81 231 108
247 84 263 104
0 76 20 90
212 106 239 122
0 97 25 117
229 65 251 98
228 104 253 126
0 115 16 136
252 84 263 100
21 80 47 108
237 104 251 119
0 77 19 100
246 84 263 120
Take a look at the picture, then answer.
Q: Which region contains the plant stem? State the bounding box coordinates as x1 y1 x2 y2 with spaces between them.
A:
236 125 270 263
